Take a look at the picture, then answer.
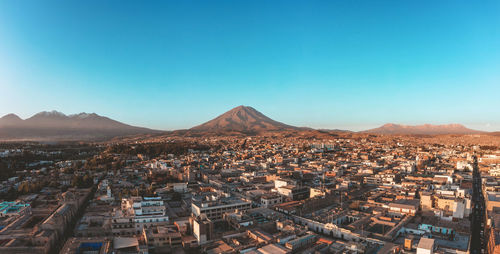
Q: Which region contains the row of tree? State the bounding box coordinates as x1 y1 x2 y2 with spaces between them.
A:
107 142 213 157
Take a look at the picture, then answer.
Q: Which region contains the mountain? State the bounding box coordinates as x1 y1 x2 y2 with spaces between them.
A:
0 114 23 126
190 106 298 134
0 111 161 141
363 123 484 135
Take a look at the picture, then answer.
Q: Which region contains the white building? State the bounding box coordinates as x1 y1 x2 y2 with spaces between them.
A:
274 179 289 188
192 197 251 221
456 161 471 171
121 196 169 233
489 165 500 177
169 182 188 193
416 238 434 254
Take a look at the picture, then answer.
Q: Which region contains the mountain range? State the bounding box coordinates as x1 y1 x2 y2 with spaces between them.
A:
362 123 483 135
0 111 159 141
0 107 491 141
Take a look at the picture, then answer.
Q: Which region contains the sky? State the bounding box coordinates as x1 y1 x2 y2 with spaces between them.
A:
0 1 499 131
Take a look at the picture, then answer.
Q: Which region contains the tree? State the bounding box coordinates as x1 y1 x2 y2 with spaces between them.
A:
18 182 30 193
72 175 83 188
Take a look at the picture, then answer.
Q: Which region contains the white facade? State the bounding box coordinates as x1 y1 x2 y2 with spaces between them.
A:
120 196 169 233
416 238 434 254
274 179 288 188
192 198 251 221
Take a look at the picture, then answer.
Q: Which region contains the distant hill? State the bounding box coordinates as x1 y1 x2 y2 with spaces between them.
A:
0 111 161 141
189 105 299 135
363 123 484 135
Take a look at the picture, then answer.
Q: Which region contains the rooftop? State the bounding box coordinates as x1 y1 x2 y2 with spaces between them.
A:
417 237 434 250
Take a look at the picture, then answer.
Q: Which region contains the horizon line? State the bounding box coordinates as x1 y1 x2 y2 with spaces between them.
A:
1 108 497 133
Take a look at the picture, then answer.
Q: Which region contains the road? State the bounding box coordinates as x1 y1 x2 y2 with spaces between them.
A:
469 155 485 254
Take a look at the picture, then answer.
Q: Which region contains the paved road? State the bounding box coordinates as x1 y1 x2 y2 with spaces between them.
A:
469 156 485 254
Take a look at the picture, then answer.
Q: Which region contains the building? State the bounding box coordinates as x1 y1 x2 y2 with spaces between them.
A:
420 192 433 211
0 189 92 254
487 192 500 212
225 211 254 229
388 201 418 216
416 238 434 254
261 194 282 208
114 196 169 235
310 188 325 198
435 196 468 219
171 182 188 193
191 197 251 221
285 234 317 251
191 214 214 245
142 225 182 249
277 185 310 201
112 213 136 236
256 243 290 254
0 201 31 217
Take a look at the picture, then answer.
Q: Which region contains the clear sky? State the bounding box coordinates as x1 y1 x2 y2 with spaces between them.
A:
0 1 499 131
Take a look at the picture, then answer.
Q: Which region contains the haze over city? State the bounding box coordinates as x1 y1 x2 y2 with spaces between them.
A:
1 1 499 131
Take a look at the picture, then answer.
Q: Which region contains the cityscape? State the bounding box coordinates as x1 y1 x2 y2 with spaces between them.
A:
1 1 500 254
0 106 499 254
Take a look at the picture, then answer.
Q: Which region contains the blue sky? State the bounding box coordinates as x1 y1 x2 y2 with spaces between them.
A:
0 1 499 131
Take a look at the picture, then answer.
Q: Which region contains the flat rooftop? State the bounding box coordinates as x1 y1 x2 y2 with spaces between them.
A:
487 192 500 202
193 197 250 208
